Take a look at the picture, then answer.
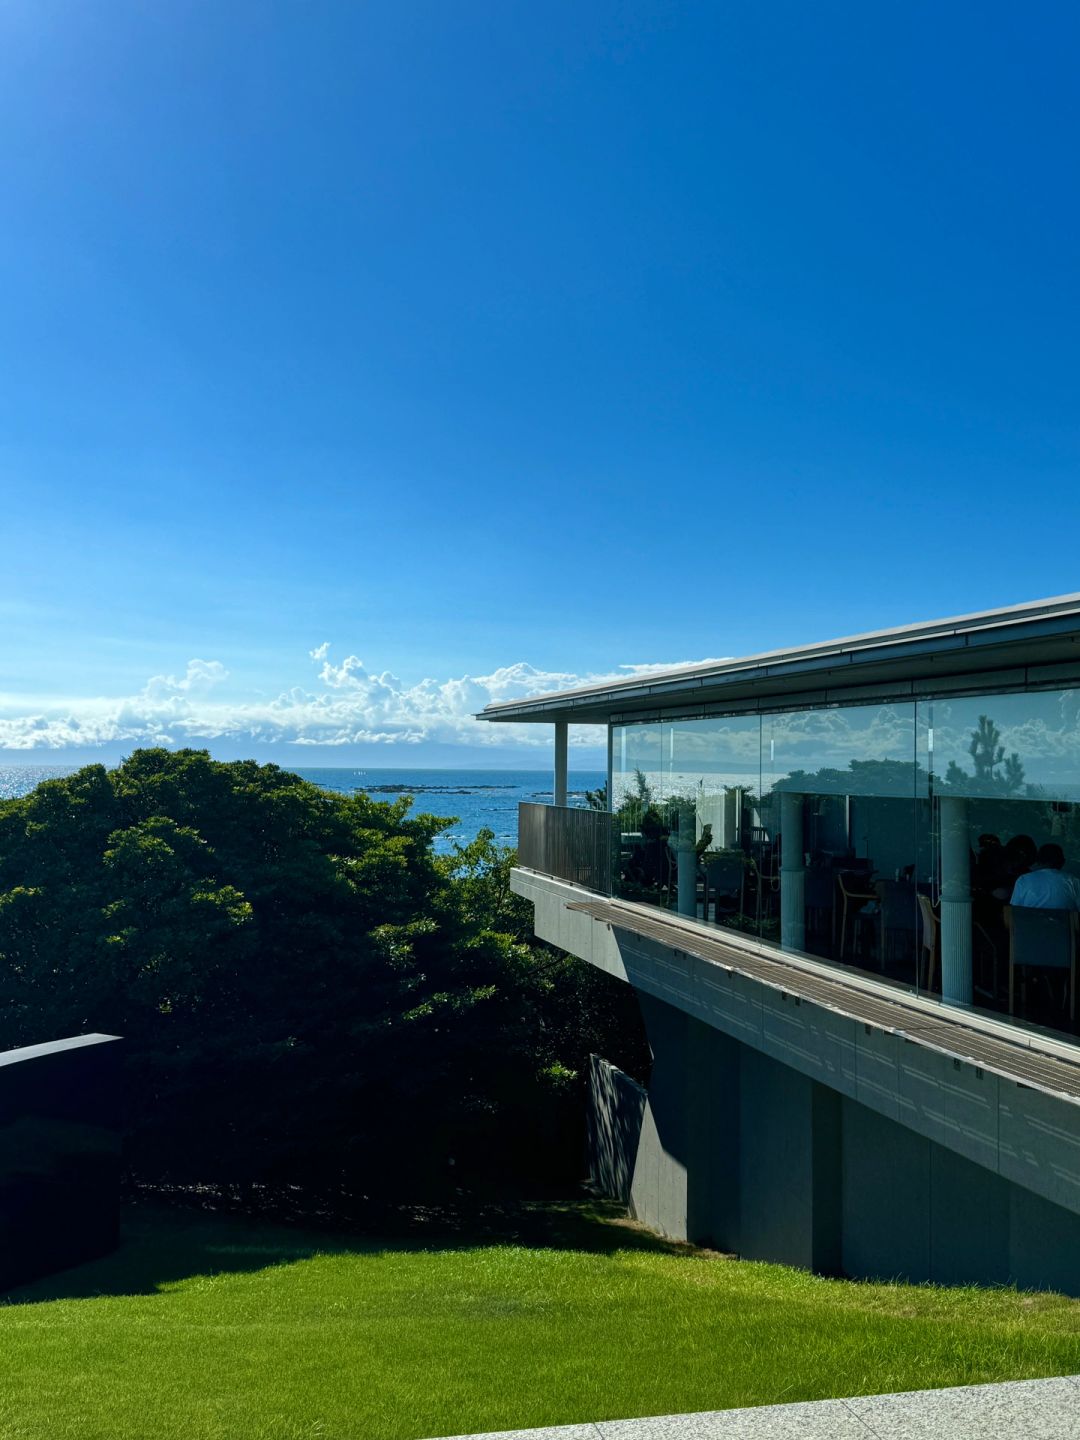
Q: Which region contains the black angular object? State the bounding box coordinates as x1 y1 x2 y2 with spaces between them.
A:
0 1034 123 1290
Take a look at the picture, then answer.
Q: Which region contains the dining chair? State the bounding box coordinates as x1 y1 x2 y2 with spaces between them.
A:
758 846 781 919
873 879 917 975
703 855 745 924
1004 905 1078 1022
916 893 940 992
837 870 877 962
804 867 836 946
973 920 1000 1006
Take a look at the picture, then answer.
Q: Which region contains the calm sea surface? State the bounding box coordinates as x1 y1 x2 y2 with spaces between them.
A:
0 766 606 854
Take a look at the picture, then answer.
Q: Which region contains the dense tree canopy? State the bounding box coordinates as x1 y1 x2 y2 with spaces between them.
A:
0 750 646 1193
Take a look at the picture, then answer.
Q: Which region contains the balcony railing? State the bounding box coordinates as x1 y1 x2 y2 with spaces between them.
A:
517 802 612 894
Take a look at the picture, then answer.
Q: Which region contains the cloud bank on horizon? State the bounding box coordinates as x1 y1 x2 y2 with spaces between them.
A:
0 647 726 754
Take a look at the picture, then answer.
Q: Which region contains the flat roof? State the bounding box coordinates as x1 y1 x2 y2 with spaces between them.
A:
478 592 1080 725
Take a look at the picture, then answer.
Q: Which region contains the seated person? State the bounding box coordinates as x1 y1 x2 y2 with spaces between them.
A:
973 833 1002 896
992 833 1037 900
1010 843 1080 911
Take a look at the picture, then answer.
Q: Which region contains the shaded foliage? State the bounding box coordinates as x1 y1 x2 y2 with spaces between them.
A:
0 750 647 1194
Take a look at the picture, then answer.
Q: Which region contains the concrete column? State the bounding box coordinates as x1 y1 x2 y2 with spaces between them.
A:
719 788 738 849
677 799 697 917
554 721 568 807
780 790 805 952
940 795 972 1005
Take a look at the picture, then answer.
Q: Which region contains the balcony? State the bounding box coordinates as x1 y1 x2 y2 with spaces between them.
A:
517 801 612 894
514 800 1080 1106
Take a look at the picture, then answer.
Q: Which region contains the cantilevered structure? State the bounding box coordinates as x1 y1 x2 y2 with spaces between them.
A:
480 593 1080 1292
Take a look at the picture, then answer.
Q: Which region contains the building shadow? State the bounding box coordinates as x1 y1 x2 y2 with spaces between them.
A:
1 1190 699 1306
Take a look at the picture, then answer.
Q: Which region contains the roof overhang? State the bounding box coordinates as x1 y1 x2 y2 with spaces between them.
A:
477 593 1080 726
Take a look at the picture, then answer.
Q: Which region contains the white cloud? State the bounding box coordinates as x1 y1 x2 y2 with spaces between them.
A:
0 648 714 753
141 659 230 701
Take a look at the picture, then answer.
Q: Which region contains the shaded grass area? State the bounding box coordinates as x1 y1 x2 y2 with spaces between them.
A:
1 1198 1079 1440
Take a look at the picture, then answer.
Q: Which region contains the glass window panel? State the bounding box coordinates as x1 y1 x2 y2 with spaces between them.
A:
927 688 1080 804
918 689 1080 1044
611 721 665 905
611 721 662 814
761 702 920 988
763 704 927 801
611 689 1080 1051
662 716 763 936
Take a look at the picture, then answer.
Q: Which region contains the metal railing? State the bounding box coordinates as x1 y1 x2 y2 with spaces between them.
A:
517 802 612 894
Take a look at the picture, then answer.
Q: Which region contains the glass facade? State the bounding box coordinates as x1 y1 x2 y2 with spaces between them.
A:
611 683 1080 1044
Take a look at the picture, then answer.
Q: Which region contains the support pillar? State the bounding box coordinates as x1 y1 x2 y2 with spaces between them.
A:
554 722 568 807
677 799 697 917
780 790 805 952
940 795 972 1005
718 788 738 849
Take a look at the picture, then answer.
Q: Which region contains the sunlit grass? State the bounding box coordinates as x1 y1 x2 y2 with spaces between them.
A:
0 1201 1078 1439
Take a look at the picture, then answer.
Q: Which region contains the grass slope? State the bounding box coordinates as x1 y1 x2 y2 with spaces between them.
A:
0 1201 1078 1440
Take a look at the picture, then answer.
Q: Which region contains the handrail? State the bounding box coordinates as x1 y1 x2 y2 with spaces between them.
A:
517 802 612 894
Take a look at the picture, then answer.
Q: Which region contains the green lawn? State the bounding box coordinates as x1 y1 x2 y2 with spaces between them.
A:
1 1200 1079 1440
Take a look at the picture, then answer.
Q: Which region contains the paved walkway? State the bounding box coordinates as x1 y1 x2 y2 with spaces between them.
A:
425 1375 1080 1439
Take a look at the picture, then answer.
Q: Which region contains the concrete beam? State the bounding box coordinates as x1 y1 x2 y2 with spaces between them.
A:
554 722 568 807
513 868 1080 1224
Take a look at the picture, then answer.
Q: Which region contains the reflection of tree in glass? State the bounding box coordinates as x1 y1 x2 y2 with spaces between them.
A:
772 757 924 798
944 715 1025 795
631 768 652 804
614 768 662 832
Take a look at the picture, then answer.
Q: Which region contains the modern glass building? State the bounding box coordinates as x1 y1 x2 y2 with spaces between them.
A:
609 684 1080 1034
481 596 1080 1291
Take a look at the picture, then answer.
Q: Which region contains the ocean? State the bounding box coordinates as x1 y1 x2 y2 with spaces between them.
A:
0 766 606 854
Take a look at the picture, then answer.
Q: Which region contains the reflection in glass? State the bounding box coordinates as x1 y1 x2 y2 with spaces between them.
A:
611 716 765 936
608 687 1080 1045
662 716 763 937
919 689 1080 1038
761 703 923 991
611 722 666 903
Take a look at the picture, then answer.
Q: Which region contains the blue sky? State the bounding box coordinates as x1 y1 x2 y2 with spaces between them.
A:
1 1 1078 766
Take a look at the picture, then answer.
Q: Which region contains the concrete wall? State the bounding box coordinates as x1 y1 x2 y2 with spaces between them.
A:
521 867 1080 1291
739 1046 842 1273
513 870 1080 1229
589 1001 841 1271
587 999 1080 1292
839 1099 1080 1294
0 1033 123 1289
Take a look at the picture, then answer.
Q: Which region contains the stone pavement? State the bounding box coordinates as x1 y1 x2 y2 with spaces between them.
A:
425 1374 1080 1439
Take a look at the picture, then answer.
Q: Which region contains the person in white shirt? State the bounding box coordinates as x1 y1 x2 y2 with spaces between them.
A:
1009 843 1080 911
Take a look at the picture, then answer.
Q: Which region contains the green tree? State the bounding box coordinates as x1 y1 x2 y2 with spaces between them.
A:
0 750 644 1195
439 828 650 1141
